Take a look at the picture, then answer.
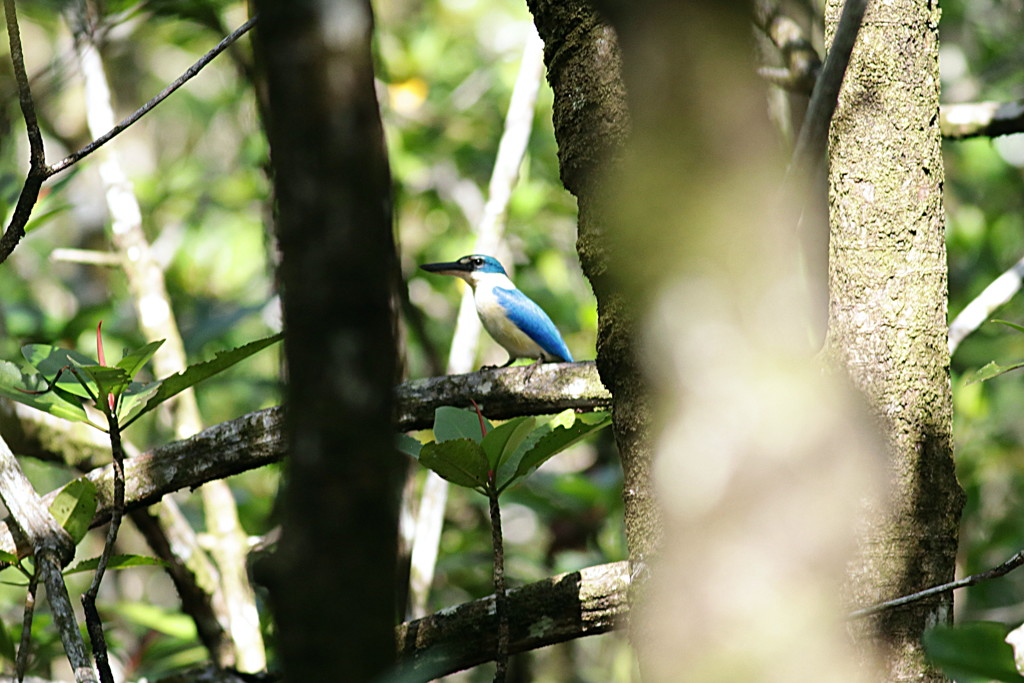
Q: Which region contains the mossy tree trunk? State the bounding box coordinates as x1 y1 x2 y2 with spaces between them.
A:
525 0 658 566
825 0 964 678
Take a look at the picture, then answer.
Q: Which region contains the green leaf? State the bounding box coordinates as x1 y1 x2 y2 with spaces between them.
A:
923 622 1024 682
65 553 167 575
48 478 98 545
0 360 96 426
433 406 491 443
0 615 14 663
21 345 99 399
481 416 536 470
498 411 611 492
0 550 17 565
117 380 163 425
121 333 282 428
967 360 1024 384
111 601 198 640
396 433 424 459
993 319 1024 335
115 339 165 379
78 365 132 412
419 438 489 491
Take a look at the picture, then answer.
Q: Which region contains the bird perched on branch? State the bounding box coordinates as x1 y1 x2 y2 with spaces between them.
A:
420 254 574 367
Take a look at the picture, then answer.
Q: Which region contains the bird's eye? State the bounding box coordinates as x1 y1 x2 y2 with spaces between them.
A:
472 257 484 266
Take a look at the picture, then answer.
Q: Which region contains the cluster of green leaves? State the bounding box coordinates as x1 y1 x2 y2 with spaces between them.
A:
401 406 611 497
0 331 281 431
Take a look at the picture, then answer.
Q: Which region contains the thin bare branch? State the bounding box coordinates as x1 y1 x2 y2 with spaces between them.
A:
849 550 1024 619
788 0 869 178
47 14 258 176
0 434 95 682
948 255 1024 355
942 99 1024 140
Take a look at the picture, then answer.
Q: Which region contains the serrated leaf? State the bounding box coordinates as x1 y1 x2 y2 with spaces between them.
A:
433 406 491 443
0 360 96 426
967 360 1024 384
419 438 489 491
21 345 99 399
397 433 424 459
498 412 611 492
121 333 282 428
923 622 1024 682
993 319 1024 335
48 478 97 545
115 339 164 379
65 553 167 575
481 416 536 470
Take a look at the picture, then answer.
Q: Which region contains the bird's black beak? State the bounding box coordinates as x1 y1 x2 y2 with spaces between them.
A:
420 260 472 275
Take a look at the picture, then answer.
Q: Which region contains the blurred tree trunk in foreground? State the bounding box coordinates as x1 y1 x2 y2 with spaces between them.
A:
252 0 404 680
529 0 961 680
825 0 964 679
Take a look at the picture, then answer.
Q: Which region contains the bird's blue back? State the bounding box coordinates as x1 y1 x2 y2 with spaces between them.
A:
494 286 574 363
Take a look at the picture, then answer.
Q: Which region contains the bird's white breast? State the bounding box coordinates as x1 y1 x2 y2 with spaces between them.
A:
472 274 547 359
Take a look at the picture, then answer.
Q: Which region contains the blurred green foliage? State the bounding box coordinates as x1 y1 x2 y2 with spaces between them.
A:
0 0 616 679
2 0 1023 679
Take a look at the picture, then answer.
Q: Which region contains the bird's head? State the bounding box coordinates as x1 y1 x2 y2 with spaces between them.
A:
420 254 508 286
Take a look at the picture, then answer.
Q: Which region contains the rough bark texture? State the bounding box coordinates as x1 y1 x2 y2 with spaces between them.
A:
396 561 629 678
251 1 404 680
825 0 964 678
525 0 658 568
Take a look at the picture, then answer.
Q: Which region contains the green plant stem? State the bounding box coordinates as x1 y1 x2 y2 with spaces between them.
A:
488 487 508 683
81 412 125 683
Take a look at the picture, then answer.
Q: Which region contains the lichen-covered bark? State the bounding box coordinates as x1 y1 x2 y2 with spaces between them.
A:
526 0 659 568
825 0 964 678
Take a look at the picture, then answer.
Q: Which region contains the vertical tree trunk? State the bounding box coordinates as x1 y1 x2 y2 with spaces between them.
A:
825 0 964 678
525 0 658 569
252 1 403 680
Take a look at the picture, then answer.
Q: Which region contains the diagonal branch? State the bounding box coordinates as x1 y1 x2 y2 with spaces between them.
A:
0 434 96 682
0 363 608 557
0 7 257 265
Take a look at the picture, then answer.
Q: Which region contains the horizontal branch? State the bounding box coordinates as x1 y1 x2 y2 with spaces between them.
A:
395 361 610 431
395 560 629 677
941 99 1024 140
0 363 609 556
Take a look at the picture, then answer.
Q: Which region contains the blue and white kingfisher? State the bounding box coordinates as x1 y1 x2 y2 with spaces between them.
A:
420 254 574 367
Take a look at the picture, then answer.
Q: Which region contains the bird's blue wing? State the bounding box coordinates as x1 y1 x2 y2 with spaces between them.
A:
494 287 574 362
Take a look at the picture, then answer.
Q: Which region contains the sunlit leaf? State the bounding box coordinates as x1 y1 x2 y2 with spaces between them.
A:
498 411 611 492
993 319 1024 335
419 438 489 491
966 360 1024 384
65 553 167 575
21 345 99 399
121 333 282 428
116 339 165 379
481 416 535 470
48 478 97 545
0 360 97 427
